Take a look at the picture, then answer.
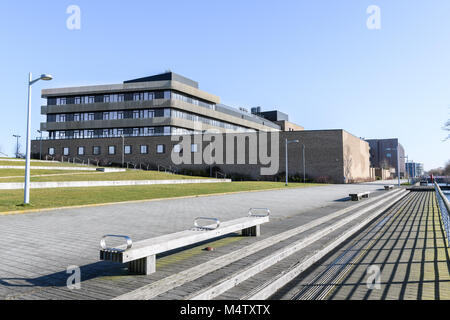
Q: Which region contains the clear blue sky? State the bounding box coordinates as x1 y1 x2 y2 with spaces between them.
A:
0 0 449 170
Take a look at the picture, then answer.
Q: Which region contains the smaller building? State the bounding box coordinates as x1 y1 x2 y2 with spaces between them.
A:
251 108 304 132
365 138 406 178
406 162 424 178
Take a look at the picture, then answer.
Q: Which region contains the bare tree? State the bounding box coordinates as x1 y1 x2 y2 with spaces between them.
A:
444 119 450 141
0 145 6 157
343 146 353 183
12 142 22 158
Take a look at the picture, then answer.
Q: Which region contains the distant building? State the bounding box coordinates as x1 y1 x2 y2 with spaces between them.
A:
251 109 304 131
365 138 406 177
406 162 424 178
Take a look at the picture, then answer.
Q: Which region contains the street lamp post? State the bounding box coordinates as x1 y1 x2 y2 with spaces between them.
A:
24 73 53 204
12 134 21 158
401 155 409 184
121 134 125 168
285 139 299 186
302 144 306 183
37 130 43 160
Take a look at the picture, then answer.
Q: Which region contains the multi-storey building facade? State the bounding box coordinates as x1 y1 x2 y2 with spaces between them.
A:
365 138 406 177
40 72 280 142
32 72 374 183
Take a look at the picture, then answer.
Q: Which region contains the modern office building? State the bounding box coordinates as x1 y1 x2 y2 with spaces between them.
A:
39 72 280 142
32 72 373 183
365 138 406 177
406 162 424 178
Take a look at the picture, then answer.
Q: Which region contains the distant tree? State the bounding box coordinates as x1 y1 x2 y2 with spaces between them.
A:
12 142 22 158
444 119 450 140
428 167 445 176
444 160 450 176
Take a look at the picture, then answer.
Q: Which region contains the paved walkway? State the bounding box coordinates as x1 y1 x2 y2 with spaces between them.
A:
278 191 450 300
0 180 401 299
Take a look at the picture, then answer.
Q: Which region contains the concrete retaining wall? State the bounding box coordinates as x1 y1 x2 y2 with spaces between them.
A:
0 179 232 190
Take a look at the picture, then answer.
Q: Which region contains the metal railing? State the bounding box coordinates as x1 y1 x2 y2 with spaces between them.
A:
435 182 450 246
215 171 226 179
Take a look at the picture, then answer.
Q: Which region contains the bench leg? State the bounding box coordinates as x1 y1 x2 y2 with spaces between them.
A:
242 225 260 237
128 255 156 275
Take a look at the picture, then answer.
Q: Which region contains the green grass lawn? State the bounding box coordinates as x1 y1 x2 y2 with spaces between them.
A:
0 182 320 213
0 160 91 167
0 169 94 178
0 169 206 182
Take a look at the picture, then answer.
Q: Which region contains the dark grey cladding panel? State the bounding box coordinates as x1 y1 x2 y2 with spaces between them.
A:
124 72 199 89
259 111 289 122
215 104 280 130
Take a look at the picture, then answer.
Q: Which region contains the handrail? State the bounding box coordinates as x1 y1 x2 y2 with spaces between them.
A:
216 171 226 179
248 208 271 217
435 182 450 245
100 235 133 252
194 217 221 230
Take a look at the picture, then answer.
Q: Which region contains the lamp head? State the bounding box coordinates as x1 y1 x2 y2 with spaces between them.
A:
40 74 53 81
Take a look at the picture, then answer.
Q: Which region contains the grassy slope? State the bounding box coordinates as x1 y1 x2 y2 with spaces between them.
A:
0 170 206 182
0 182 320 213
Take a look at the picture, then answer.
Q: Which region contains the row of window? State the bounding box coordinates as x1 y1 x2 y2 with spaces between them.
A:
47 108 253 133
47 143 199 156
48 90 216 110
48 108 171 123
48 126 175 140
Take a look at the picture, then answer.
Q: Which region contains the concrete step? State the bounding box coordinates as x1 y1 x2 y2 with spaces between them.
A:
116 189 406 300
212 190 410 300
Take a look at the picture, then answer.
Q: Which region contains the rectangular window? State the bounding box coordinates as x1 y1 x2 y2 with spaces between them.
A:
104 95 110 103
124 145 132 154
75 97 81 104
78 147 85 155
48 147 55 155
63 147 69 156
88 96 95 104
133 110 140 119
157 144 165 154
118 94 124 102
140 145 148 154
93 146 101 155
164 91 171 99
108 146 116 155
88 113 95 121
133 128 139 136
133 93 144 101
117 111 124 119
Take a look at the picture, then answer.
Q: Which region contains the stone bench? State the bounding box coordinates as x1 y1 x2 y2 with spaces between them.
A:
349 191 371 201
384 185 394 190
99 208 270 275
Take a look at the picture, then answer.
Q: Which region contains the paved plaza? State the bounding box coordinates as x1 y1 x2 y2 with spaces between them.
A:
0 180 406 299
